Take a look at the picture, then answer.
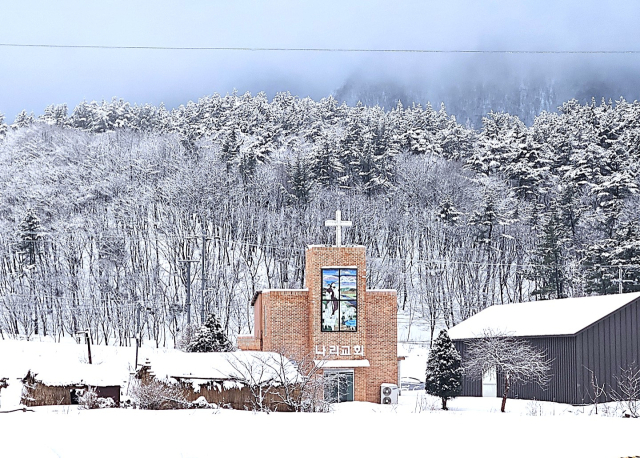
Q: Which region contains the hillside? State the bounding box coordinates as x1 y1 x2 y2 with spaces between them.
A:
1 95 640 346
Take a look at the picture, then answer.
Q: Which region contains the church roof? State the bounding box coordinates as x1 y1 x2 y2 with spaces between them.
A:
448 292 640 339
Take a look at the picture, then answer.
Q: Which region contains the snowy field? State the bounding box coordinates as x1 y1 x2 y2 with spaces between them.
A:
1 391 639 458
1 338 639 457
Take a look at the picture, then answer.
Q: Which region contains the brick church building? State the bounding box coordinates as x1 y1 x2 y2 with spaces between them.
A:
238 211 398 403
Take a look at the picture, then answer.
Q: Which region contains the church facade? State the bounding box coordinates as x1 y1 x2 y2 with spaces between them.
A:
238 214 398 403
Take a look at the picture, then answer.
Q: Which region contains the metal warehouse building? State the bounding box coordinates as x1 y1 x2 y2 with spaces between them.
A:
448 292 640 405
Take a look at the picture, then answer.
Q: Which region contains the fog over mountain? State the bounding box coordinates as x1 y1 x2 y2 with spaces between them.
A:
333 55 640 126
2 1 640 126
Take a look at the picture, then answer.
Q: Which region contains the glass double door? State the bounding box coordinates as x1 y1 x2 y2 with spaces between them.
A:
324 370 354 403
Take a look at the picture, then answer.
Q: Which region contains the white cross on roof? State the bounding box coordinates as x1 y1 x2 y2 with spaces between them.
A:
325 210 352 247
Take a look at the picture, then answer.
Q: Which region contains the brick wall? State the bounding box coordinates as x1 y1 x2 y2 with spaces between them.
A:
364 290 398 402
238 245 397 404
261 290 310 360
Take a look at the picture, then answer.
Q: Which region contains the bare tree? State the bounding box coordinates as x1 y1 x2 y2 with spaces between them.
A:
225 350 334 412
613 364 640 418
260 349 335 412
463 329 550 412
584 367 606 414
225 352 286 412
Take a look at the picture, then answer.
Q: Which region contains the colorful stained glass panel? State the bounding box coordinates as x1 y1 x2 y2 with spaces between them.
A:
321 268 357 332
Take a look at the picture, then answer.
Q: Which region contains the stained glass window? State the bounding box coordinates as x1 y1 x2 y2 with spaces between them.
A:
321 268 357 332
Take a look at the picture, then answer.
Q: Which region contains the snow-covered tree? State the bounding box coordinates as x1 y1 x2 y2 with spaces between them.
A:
186 312 234 352
17 209 43 269
286 153 314 206
464 329 550 413
39 104 68 126
220 129 241 174
437 196 462 224
425 329 462 410
0 112 6 140
529 208 570 299
11 110 35 129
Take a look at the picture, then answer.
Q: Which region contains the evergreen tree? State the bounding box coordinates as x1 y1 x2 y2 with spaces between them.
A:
12 110 35 129
220 129 241 174
529 208 569 299
186 312 234 352
286 154 314 206
310 135 344 186
17 209 43 269
425 330 462 410
610 221 640 292
582 239 616 295
437 196 463 225
0 112 6 140
584 221 640 295
39 104 68 126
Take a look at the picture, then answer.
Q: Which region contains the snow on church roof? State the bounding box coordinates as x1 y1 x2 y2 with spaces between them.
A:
448 292 640 340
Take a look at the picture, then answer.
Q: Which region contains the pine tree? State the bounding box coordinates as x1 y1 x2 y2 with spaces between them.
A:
437 196 462 225
286 154 314 206
17 209 43 269
0 112 6 140
186 312 234 352
529 208 569 299
425 329 462 410
12 110 35 129
220 129 241 174
39 104 68 127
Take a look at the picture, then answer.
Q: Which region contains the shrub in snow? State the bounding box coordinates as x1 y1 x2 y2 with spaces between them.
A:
97 397 117 409
191 396 218 409
413 393 440 413
613 364 640 418
78 387 99 409
186 313 234 353
424 329 462 410
130 379 189 410
77 387 116 409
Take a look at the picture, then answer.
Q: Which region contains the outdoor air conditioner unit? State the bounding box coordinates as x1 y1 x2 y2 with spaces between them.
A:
380 383 399 405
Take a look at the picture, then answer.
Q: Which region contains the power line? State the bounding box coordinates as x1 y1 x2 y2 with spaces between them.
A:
5 231 640 269
1 43 640 54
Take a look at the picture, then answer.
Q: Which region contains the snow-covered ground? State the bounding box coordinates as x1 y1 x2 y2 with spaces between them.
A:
0 340 640 458
1 338 639 457
1 391 639 458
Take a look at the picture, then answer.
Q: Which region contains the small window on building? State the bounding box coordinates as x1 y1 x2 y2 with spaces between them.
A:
321 268 357 332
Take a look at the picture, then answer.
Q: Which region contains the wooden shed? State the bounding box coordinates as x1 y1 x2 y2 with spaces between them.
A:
448 292 640 405
140 351 303 411
21 370 121 407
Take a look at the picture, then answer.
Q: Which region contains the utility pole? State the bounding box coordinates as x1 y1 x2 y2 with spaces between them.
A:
135 303 141 369
178 259 198 326
187 232 216 324
619 266 623 294
201 234 207 323
612 266 626 294
76 330 92 364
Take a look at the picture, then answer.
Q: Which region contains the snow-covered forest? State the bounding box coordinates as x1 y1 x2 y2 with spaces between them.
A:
1 93 639 346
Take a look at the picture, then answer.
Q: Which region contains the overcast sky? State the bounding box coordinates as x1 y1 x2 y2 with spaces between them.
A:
2 0 640 122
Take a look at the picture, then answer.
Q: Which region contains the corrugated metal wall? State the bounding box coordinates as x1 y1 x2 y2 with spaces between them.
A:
575 297 640 404
455 337 576 403
497 337 576 404
452 297 640 405
454 341 482 397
